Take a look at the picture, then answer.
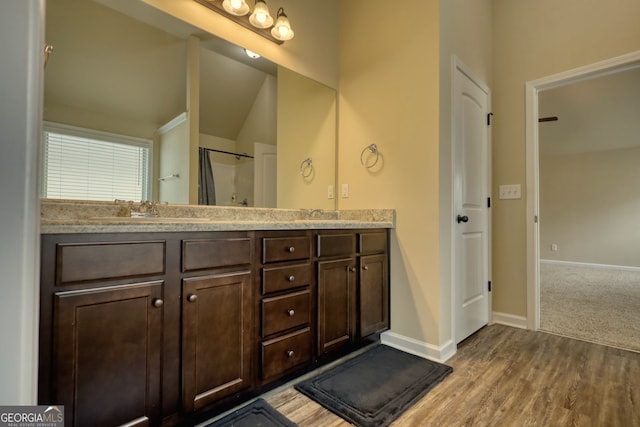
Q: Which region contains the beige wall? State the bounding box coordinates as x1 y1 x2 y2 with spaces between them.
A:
338 0 492 351
236 75 277 155
277 67 336 210
338 0 442 344
540 147 640 267
492 0 640 317
45 0 186 139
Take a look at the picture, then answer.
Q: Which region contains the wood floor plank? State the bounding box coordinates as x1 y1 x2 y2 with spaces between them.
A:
250 325 640 426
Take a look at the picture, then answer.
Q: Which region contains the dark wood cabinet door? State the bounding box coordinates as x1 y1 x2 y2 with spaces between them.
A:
53 281 163 427
182 271 252 412
359 254 389 337
317 258 356 355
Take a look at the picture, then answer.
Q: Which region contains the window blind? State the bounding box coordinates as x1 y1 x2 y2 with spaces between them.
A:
42 124 151 201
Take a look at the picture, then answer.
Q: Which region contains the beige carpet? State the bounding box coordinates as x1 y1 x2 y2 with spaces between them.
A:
540 262 640 353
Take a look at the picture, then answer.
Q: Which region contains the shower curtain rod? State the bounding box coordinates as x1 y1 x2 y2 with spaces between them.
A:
200 147 254 159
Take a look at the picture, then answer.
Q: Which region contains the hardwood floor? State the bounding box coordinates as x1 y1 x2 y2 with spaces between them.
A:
263 325 640 426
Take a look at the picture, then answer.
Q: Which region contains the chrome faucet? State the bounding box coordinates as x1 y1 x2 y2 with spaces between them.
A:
117 200 159 217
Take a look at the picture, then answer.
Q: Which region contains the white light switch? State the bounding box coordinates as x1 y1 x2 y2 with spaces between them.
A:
499 184 521 200
328 185 335 199
341 183 349 198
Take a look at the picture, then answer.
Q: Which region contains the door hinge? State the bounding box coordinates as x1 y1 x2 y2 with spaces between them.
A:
488 281 492 292
487 197 491 208
487 112 494 126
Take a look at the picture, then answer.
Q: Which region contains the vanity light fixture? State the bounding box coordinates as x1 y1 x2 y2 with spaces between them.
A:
194 0 294 44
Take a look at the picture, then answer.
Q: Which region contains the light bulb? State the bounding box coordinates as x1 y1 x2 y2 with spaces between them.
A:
270 8 294 41
249 0 273 29
222 0 249 16
277 25 289 38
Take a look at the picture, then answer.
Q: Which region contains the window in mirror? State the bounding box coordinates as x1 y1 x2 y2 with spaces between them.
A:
42 123 151 201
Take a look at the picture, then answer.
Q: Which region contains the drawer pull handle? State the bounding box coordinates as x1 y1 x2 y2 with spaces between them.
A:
286 350 295 358
153 298 164 308
363 265 369 271
288 246 295 253
287 309 295 317
288 275 295 282
187 294 198 303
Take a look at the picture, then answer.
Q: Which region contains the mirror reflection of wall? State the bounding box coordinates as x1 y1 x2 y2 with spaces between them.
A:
197 48 277 207
43 0 336 209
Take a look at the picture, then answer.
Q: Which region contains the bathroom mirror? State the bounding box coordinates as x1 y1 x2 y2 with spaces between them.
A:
43 0 336 210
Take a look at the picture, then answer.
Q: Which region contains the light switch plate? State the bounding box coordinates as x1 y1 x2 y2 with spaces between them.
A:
341 183 349 198
499 184 521 200
328 185 335 199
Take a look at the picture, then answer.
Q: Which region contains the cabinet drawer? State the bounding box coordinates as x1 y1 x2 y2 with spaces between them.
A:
56 241 165 285
182 238 251 272
261 328 312 380
262 236 310 263
262 263 311 294
261 290 310 337
358 232 387 254
317 233 355 258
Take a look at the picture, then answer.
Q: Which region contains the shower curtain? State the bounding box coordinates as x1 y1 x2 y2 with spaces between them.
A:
198 147 216 205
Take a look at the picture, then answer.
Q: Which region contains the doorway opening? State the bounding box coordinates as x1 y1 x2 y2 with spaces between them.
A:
525 51 640 334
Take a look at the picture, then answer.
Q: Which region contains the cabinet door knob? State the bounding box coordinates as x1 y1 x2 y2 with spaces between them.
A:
363 265 369 271
287 246 295 253
350 267 356 272
286 350 295 358
287 309 295 317
187 294 198 303
152 298 164 308
288 275 295 282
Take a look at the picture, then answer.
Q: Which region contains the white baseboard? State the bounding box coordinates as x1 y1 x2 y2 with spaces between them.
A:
380 331 456 363
540 259 640 272
492 312 528 329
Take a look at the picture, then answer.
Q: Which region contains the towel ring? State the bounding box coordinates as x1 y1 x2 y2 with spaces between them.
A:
299 157 313 178
360 144 380 168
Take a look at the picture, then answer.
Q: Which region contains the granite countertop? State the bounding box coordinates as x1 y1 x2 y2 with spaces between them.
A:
40 200 395 234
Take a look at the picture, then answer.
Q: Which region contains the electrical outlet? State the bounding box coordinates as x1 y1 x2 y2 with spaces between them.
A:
327 185 334 199
551 243 558 252
341 183 349 198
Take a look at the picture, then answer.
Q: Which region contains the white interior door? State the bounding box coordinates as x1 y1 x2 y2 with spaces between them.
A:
453 59 491 344
254 142 277 208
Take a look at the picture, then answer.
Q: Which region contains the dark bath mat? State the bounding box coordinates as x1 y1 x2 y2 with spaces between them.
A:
295 345 452 427
204 398 297 427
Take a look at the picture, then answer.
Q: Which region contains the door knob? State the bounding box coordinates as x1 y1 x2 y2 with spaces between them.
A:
457 215 469 223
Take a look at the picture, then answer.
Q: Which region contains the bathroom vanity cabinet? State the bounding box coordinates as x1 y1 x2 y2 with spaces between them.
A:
316 230 389 356
39 227 388 427
180 236 253 413
255 231 314 384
